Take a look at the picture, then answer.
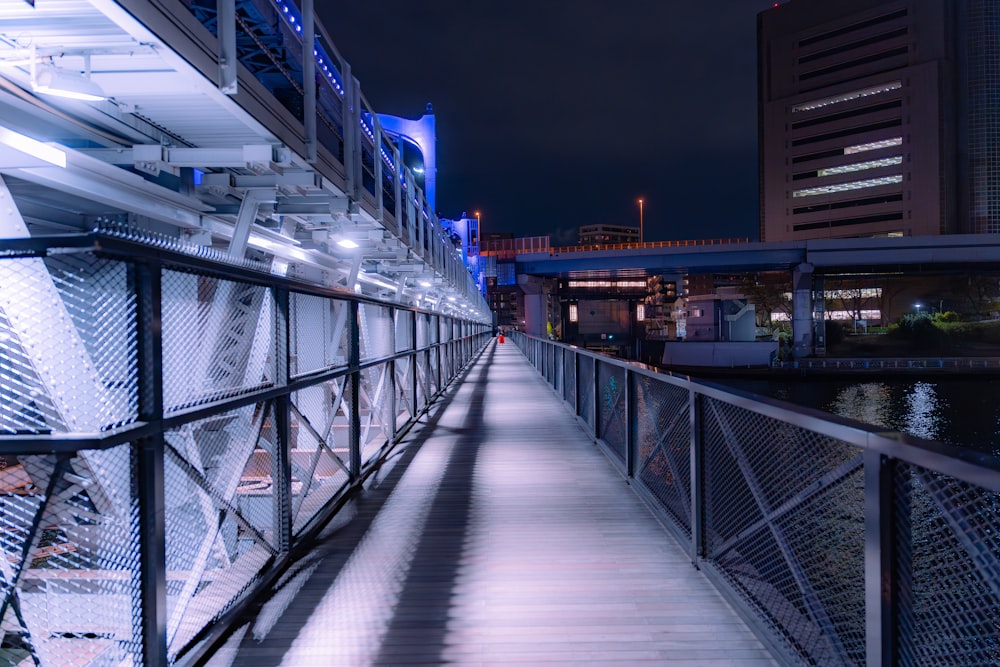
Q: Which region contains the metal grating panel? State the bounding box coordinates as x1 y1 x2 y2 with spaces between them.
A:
163 403 277 658
359 363 393 464
290 292 348 377
394 310 413 354
895 464 1000 666
415 312 429 349
597 361 627 462
703 397 865 667
393 358 414 432
0 254 138 434
563 350 576 407
1 445 141 666
161 270 275 413
289 389 350 534
578 355 594 429
634 375 692 536
359 304 392 361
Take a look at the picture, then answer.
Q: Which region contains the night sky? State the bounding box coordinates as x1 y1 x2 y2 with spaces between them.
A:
318 1 778 244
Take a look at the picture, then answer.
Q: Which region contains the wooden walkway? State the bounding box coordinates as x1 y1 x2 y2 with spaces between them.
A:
207 341 780 666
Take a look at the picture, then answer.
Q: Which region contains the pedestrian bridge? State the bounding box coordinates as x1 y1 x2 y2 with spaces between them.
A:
1 234 998 666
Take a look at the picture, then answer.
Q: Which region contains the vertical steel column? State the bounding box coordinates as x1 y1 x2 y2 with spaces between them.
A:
217 0 237 94
348 301 361 478
689 389 704 565
302 0 317 163
273 288 292 554
864 449 898 667
133 262 167 667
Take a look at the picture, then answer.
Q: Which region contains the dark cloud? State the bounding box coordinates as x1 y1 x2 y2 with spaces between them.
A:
319 1 776 241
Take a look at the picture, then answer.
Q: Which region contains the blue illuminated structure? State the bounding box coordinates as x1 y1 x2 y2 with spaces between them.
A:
378 104 437 210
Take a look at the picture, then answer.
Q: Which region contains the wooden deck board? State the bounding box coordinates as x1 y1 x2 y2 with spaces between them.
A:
207 341 779 666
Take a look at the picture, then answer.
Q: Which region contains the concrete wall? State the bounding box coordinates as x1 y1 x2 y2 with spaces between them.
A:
662 341 779 368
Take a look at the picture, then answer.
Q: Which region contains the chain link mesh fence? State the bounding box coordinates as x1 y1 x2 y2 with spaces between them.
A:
0 253 138 434
596 361 627 463
634 374 692 536
290 292 348 377
289 389 351 534
162 270 275 414
702 397 866 666
0 445 141 666
163 403 276 659
511 335 1000 666
895 463 1000 666
578 355 595 431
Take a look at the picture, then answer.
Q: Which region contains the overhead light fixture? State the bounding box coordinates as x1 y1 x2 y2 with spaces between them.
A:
419 280 431 287
336 238 359 249
32 64 106 101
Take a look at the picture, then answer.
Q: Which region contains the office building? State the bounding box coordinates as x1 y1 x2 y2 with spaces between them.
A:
759 0 1000 240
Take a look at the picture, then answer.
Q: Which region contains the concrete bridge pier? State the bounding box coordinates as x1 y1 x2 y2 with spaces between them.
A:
792 262 815 359
517 274 548 337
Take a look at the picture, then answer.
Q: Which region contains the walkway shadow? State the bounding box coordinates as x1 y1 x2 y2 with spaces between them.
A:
215 343 497 666
372 338 494 665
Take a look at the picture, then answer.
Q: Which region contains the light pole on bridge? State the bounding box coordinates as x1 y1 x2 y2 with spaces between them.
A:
637 198 644 244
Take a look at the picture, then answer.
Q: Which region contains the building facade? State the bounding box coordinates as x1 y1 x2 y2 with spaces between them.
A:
759 0 1000 241
578 224 640 245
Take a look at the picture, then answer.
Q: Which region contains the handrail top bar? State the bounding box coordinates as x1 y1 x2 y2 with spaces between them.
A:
0 232 482 322
513 332 1000 486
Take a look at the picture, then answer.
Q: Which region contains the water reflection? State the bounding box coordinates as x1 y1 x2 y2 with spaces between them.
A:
828 382 893 431
717 377 1000 455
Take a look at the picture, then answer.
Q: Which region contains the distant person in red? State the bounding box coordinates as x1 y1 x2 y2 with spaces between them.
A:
498 327 505 344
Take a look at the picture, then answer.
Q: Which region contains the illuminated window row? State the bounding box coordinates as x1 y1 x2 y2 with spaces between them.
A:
792 81 902 113
772 310 881 322
793 175 902 198
817 156 902 177
845 137 903 154
567 280 646 288
826 288 883 298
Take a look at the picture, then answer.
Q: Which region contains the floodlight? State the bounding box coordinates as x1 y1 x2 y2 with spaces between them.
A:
32 65 105 102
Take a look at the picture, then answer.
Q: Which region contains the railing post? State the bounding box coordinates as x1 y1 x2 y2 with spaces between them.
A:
349 301 361 477
865 449 899 666
689 389 704 565
273 287 292 554
593 357 601 438
133 261 167 667
574 350 580 417
625 368 635 478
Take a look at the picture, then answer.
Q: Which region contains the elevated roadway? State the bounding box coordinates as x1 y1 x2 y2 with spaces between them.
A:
516 233 1000 277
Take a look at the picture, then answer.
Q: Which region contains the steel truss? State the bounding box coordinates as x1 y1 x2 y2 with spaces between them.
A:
0 233 488 667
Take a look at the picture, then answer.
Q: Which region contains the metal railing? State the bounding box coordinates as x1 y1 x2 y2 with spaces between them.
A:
512 332 1000 667
0 233 490 667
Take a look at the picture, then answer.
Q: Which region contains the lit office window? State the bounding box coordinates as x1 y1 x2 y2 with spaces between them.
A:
817 156 902 177
569 304 578 322
637 304 645 321
792 82 902 113
844 137 903 154
793 175 903 198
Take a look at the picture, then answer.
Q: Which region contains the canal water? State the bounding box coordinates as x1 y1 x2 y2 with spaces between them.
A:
713 376 1000 457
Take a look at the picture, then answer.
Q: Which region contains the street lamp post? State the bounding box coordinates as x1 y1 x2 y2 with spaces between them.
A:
474 210 481 252
637 198 644 244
